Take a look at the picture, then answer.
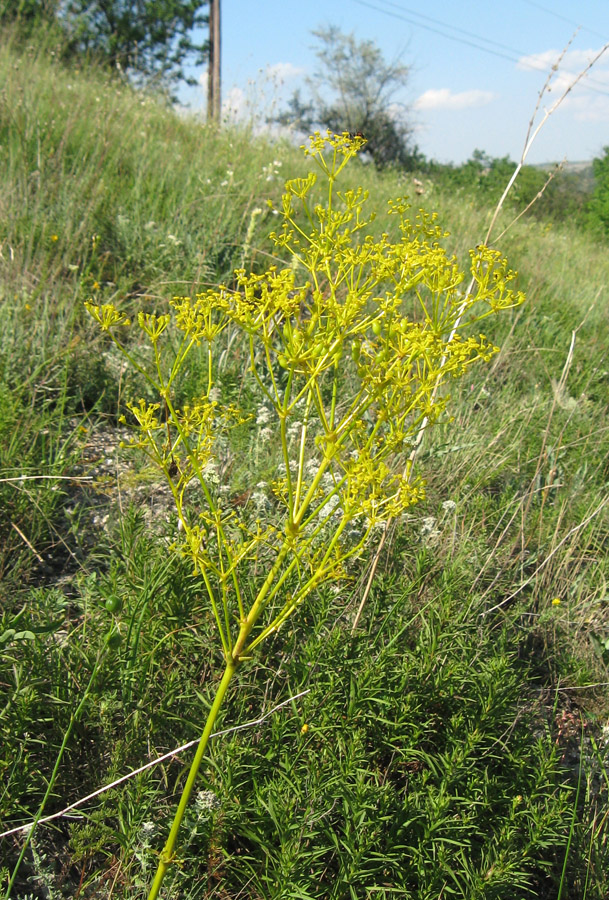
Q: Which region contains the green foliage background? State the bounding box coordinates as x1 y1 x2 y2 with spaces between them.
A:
1 0 208 89
586 146 609 236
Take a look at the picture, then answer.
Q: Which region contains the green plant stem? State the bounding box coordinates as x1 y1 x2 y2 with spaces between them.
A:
148 539 301 896
147 660 238 900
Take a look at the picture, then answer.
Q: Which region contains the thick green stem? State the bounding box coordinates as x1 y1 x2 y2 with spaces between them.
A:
148 544 294 900
147 660 238 900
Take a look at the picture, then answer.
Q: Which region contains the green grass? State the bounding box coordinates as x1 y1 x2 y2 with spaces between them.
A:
1 29 608 900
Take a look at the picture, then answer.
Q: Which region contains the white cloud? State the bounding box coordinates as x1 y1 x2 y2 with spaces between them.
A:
563 92 609 123
195 76 248 124
414 88 496 111
265 61 304 82
516 46 609 122
517 47 607 74
221 86 247 122
198 62 304 127
516 47 609 96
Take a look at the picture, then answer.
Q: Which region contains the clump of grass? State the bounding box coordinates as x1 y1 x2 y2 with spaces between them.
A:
0 30 303 585
0 27 305 422
205 587 574 900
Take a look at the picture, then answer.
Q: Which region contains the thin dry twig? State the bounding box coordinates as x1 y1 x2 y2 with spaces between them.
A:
0 475 93 484
10 522 44 564
0 689 310 841
485 38 609 244
492 162 563 245
351 38 609 632
482 497 608 616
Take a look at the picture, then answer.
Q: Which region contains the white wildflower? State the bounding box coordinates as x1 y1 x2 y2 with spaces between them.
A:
256 405 272 425
203 462 220 484
321 472 335 491
196 790 221 811
420 516 437 534
252 489 271 511
420 515 441 545
304 458 320 478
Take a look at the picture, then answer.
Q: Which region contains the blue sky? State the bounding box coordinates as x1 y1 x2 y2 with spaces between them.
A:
182 0 609 164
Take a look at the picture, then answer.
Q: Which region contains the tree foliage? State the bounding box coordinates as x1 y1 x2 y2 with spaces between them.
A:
59 0 208 88
1 0 209 90
426 150 589 224
586 146 609 236
279 26 417 169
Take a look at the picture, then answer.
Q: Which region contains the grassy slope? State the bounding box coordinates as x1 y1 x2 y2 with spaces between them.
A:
1 33 608 899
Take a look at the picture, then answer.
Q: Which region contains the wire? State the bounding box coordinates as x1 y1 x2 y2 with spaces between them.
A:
0 689 311 839
350 0 609 97
360 0 526 60
351 0 521 64
520 0 609 43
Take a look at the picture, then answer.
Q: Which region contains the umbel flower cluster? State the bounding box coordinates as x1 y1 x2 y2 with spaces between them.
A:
86 130 523 664
86 131 524 896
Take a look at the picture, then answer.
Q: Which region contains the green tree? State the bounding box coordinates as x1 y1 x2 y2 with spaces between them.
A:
586 146 609 236
427 151 588 224
279 26 418 169
59 0 208 89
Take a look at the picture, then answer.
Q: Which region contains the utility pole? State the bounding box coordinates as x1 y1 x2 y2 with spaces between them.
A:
207 0 221 122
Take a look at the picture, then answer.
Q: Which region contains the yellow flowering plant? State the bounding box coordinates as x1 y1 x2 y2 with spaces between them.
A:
86 131 524 897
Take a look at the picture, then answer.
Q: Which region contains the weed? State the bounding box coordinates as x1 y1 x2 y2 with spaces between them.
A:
1 35 608 900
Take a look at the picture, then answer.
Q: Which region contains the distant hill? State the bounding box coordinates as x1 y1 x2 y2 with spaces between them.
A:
533 160 592 173
532 159 595 191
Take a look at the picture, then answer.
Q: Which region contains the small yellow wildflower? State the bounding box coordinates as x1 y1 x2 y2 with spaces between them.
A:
552 597 561 606
92 281 100 290
50 234 58 242
300 723 309 735
84 300 131 331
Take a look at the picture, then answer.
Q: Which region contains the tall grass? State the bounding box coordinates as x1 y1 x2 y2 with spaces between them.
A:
0 28 303 587
1 31 608 899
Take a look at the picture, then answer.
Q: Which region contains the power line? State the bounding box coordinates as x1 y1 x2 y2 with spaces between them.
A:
520 0 609 43
361 0 525 61
350 0 609 98
352 0 520 64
